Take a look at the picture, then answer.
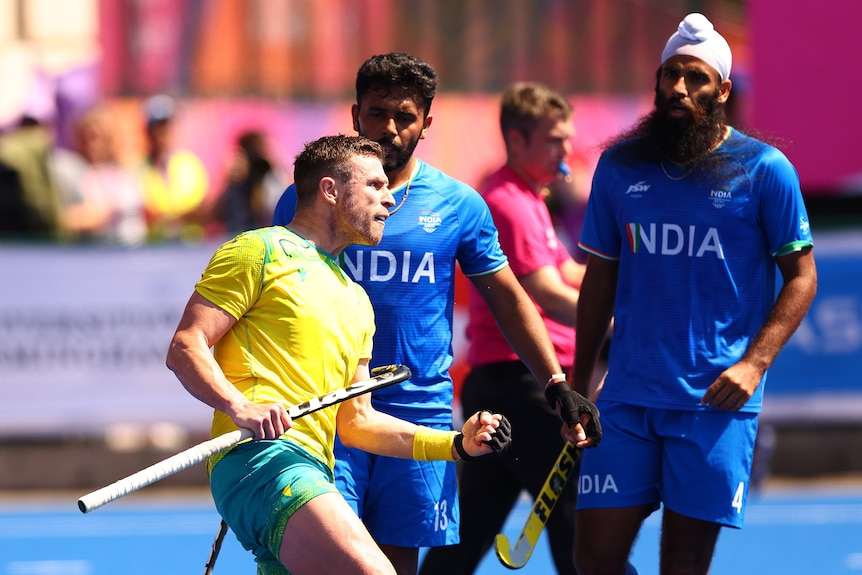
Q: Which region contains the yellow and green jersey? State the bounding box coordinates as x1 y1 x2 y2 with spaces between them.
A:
196 226 374 469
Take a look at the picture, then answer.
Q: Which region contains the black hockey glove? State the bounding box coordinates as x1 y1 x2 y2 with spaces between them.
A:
545 380 602 446
454 412 512 461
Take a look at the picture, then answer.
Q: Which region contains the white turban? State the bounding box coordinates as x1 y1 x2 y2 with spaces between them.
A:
661 13 732 81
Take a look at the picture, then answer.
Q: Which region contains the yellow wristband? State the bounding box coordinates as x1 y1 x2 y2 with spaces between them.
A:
412 426 457 462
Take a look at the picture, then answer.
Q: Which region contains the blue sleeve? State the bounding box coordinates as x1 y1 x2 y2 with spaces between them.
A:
272 184 297 226
756 148 814 256
453 183 508 277
578 153 622 260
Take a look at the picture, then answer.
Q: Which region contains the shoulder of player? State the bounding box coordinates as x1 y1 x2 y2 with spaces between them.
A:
482 183 535 219
408 163 494 224
414 160 479 198
596 137 653 171
719 129 795 174
231 225 313 263
220 226 269 250
204 228 270 280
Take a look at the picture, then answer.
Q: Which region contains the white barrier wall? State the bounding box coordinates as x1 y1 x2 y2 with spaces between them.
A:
1 231 860 438
762 231 862 423
0 244 217 437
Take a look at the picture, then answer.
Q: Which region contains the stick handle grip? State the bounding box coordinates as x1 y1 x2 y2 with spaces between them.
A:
77 364 411 513
77 428 253 513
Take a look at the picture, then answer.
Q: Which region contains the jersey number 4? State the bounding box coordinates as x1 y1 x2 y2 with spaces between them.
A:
732 481 745 513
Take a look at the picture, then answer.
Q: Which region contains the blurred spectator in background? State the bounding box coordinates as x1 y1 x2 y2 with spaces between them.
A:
544 149 592 264
420 81 585 575
137 95 210 243
0 116 62 240
51 104 147 246
215 129 286 237
0 156 33 238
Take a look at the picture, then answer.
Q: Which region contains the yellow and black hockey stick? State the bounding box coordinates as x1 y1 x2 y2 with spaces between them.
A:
494 441 581 569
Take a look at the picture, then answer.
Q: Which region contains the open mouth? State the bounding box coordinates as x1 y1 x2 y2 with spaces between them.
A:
668 100 689 116
377 141 398 155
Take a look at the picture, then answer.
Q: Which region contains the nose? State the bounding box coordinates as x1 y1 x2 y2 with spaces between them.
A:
382 117 398 137
382 188 396 208
672 75 688 96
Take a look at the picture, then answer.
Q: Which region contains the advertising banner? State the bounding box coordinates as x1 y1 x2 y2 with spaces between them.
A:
763 231 862 422
0 244 216 437
2 231 859 437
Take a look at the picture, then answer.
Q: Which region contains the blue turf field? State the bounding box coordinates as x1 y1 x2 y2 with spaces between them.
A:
2 483 861 574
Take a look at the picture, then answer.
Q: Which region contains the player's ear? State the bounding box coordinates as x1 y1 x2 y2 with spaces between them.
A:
420 114 433 139
717 79 732 104
320 176 338 205
351 103 361 133
504 127 525 153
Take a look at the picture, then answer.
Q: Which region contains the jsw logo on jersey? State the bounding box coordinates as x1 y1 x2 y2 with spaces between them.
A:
626 222 725 259
342 250 436 283
626 181 651 194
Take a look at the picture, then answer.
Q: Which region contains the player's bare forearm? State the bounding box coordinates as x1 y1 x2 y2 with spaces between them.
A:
560 257 586 288
338 397 509 460
167 296 239 410
519 264 581 327
473 268 563 382
336 390 416 457
702 248 816 410
166 292 291 438
169 338 290 438
572 255 618 397
743 248 817 371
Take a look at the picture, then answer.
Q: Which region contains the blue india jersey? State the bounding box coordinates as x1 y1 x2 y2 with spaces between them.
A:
579 128 813 412
272 185 296 225
273 159 508 424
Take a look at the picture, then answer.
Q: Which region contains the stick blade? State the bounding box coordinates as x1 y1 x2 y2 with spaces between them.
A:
494 532 531 569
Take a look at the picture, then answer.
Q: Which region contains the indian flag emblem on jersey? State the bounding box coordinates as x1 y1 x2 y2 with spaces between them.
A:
418 210 442 233
626 223 642 252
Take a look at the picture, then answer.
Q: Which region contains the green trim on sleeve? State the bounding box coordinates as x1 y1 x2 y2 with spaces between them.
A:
774 240 814 257
462 261 510 278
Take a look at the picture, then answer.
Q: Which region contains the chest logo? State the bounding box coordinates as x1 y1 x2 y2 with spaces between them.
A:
418 210 442 233
709 186 733 208
625 181 651 197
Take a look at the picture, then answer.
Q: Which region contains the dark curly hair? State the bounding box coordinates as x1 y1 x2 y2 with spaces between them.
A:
356 52 438 114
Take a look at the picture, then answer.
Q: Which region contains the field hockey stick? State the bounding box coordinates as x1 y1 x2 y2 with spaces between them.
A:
494 441 581 569
77 364 412 514
202 519 229 575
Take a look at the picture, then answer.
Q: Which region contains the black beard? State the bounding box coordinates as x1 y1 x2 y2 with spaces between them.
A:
377 136 418 174
645 90 725 162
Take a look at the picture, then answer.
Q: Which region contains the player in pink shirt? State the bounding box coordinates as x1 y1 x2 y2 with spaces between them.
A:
421 82 588 575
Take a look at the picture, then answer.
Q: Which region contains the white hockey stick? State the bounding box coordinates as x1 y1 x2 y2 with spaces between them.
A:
494 441 581 569
77 364 412 514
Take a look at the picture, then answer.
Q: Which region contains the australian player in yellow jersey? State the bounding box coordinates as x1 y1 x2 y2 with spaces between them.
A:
166 134 512 575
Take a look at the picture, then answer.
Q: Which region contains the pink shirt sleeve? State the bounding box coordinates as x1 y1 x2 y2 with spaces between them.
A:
485 182 567 278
